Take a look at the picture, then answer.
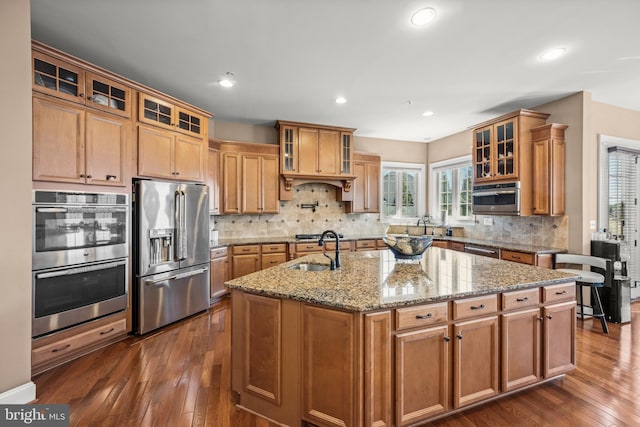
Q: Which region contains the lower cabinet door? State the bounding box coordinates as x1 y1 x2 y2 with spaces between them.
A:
501 308 542 392
543 301 577 377
453 316 499 408
395 325 450 426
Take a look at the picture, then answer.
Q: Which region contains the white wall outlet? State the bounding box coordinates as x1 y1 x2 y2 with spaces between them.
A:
590 220 597 231
483 217 493 226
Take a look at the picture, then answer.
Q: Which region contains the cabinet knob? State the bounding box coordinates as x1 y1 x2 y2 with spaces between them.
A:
546 315 553 320
79 174 85 178
79 93 85 98
444 336 450 342
106 175 117 180
537 316 544 321
174 172 180 176
86 174 92 179
456 333 463 340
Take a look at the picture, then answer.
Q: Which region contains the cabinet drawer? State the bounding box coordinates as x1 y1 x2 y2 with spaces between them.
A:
262 243 287 254
232 245 260 255
502 288 540 311
376 239 386 249
542 283 575 303
501 250 535 265
210 247 228 259
356 239 376 250
296 243 322 253
325 241 352 251
262 253 287 268
432 240 448 249
453 295 498 320
32 318 126 367
450 242 465 252
396 302 448 331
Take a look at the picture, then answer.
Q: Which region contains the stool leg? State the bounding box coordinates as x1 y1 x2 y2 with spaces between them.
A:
578 285 585 320
592 287 609 334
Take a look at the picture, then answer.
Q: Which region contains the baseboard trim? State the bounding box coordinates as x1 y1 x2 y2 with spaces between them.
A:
0 382 36 404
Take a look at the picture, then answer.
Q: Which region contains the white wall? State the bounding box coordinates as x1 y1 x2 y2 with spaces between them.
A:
0 0 35 401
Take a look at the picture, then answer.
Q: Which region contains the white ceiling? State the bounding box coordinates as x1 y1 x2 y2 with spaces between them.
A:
30 0 640 143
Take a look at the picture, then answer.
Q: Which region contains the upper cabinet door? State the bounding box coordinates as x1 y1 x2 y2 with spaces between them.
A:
494 119 518 180
85 72 132 118
85 111 128 186
175 106 205 138
32 51 86 105
174 134 204 182
298 127 319 174
280 125 298 173
317 129 340 175
32 97 85 183
340 132 353 175
137 125 174 180
473 125 492 181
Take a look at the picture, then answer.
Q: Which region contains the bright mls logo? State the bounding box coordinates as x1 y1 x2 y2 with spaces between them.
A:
0 405 69 426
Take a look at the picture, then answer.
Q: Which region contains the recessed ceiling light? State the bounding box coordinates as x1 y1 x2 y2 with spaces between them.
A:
335 96 347 104
411 7 437 26
422 110 434 117
539 48 567 61
218 72 236 88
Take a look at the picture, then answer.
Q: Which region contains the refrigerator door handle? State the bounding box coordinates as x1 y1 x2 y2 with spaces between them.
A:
144 268 207 286
180 191 187 260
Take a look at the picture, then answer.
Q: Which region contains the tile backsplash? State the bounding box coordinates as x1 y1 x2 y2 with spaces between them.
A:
212 183 568 249
464 215 568 249
212 183 386 239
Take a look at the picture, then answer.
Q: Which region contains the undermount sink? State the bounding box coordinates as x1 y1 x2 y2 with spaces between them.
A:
289 263 330 272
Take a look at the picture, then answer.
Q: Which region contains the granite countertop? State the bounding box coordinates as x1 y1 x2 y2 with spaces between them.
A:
212 234 564 255
225 248 578 311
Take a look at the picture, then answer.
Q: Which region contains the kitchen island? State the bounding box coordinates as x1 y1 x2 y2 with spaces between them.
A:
226 248 578 427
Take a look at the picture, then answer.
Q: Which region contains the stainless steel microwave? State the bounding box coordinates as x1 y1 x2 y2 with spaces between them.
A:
472 182 520 215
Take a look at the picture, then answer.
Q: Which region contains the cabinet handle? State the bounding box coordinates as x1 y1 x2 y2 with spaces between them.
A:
546 315 553 320
51 344 71 353
79 174 85 178
415 313 433 319
555 290 567 295
86 174 92 179
79 93 85 98
512 255 521 260
444 336 450 342
456 333 463 340
175 172 180 176
242 248 251 252
106 174 117 180
516 297 529 302
100 327 115 335
470 304 485 310
537 316 544 321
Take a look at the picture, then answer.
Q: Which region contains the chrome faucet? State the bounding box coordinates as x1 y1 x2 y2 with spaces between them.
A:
416 215 430 235
318 230 341 270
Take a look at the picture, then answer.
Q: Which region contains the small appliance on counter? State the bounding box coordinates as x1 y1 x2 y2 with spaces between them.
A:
133 179 210 334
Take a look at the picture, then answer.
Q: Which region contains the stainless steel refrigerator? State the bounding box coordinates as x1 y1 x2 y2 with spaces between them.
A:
133 179 210 334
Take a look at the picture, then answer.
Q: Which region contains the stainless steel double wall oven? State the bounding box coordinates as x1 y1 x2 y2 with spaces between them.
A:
32 190 129 337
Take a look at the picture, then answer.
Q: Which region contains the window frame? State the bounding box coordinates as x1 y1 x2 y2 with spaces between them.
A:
380 161 426 223
429 155 473 224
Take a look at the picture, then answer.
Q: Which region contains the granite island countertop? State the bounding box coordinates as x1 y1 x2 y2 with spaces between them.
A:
225 247 578 311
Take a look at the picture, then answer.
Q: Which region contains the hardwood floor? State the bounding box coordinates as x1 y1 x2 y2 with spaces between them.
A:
33 300 640 426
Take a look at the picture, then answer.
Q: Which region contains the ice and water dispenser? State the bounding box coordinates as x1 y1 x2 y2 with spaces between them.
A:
149 229 174 265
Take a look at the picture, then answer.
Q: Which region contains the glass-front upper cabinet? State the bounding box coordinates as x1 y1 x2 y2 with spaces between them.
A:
280 125 298 173
341 132 352 175
85 72 132 118
473 119 518 182
474 125 492 181
32 51 85 104
494 119 517 179
138 93 206 137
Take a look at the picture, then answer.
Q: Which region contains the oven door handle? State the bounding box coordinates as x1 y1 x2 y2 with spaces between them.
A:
144 268 207 286
473 190 517 197
35 207 68 213
35 260 127 279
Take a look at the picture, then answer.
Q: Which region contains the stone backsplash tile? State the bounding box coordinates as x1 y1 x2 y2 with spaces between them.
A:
464 215 568 249
212 183 386 239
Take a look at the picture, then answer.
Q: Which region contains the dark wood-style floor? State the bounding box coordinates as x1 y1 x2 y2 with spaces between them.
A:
33 299 640 427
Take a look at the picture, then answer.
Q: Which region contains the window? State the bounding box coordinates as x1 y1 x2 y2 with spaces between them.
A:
430 156 472 222
381 162 425 221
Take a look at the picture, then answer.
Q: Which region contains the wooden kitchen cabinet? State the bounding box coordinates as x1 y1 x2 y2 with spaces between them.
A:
219 140 280 214
138 92 206 138
33 96 128 186
210 247 229 301
32 49 133 119
232 245 261 279
532 123 568 216
302 305 357 427
452 295 499 408
542 284 576 377
137 124 204 182
364 311 392 427
501 288 542 392
345 152 381 213
206 145 221 214
261 243 287 269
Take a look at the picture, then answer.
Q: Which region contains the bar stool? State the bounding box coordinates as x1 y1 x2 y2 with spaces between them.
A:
554 253 609 334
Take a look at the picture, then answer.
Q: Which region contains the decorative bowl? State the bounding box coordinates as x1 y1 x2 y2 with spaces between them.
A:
382 234 433 260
